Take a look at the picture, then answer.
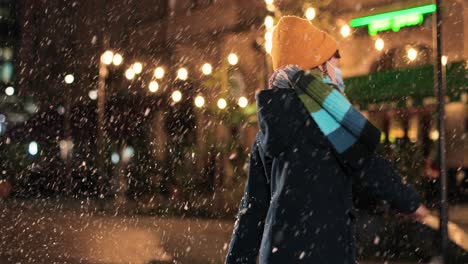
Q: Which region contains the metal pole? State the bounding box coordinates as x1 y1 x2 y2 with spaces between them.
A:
97 61 108 199
434 0 449 262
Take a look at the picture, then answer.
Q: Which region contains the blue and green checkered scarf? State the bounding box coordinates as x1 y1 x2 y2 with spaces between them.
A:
270 65 381 171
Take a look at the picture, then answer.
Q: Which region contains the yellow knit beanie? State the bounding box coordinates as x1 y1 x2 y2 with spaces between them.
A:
271 16 338 70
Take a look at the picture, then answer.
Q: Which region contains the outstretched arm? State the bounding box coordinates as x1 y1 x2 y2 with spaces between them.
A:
226 137 271 264
354 153 421 214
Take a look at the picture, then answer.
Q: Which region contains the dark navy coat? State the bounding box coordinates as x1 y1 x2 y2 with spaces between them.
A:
226 88 420 264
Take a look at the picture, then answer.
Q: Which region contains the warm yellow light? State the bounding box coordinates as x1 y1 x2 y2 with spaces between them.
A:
441 55 448 66
265 0 273 4
64 74 74 84
407 48 418 61
172 90 182 102
340 25 351 37
125 68 135 80
264 31 272 41
194 95 205 108
177 68 188 80
112 53 123 66
375 38 384 51
149 81 159 93
266 4 275 12
430 130 439 141
228 53 238 66
305 7 316 21
264 16 274 29
132 62 143 74
217 98 227 109
238 97 248 108
265 40 272 54
202 63 213 75
101 50 114 65
154 67 165 79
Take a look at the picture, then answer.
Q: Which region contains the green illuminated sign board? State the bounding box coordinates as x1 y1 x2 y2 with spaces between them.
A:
350 4 436 36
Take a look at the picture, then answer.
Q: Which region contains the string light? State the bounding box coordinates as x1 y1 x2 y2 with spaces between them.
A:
305 7 316 20
101 50 114 65
177 68 188 80
375 38 384 51
264 16 274 29
172 90 182 102
228 53 238 66
407 48 418 61
64 74 74 84
238 97 248 108
125 68 135 80
340 25 351 37
149 81 159 93
112 53 123 66
194 95 205 108
202 63 213 75
132 62 143 74
217 98 227 109
154 67 165 79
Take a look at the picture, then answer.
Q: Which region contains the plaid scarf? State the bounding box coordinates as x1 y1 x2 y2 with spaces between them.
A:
270 65 381 171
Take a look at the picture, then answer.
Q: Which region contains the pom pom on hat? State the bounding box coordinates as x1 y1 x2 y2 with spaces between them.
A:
271 16 339 70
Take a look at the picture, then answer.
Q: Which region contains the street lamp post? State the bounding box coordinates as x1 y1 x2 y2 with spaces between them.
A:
97 54 108 200
433 0 448 262
97 51 122 201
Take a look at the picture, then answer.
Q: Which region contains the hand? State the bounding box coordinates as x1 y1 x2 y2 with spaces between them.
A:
409 204 431 223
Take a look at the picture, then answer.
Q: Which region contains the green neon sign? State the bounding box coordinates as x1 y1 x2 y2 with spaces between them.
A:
350 4 436 36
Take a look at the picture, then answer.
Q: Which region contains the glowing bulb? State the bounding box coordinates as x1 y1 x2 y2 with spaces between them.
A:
111 152 120 164
202 63 213 75
132 62 143 74
264 16 274 29
407 48 418 61
177 68 188 80
154 67 165 79
101 50 114 65
149 81 159 93
5 86 14 96
88 90 98 100
194 95 205 108
113 53 123 66
28 141 38 155
375 38 384 51
125 68 135 80
265 0 273 4
172 90 182 102
441 55 448 66
340 25 351 38
228 53 238 66
266 4 275 12
238 97 248 108
64 74 74 84
305 7 316 21
430 130 439 140
264 31 272 41
265 40 272 54
217 98 227 109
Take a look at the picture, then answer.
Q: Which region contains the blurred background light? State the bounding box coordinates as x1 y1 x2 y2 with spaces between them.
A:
177 68 188 80
172 90 182 102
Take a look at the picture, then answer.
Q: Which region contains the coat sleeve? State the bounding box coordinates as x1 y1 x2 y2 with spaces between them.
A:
353 153 421 214
225 138 271 264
